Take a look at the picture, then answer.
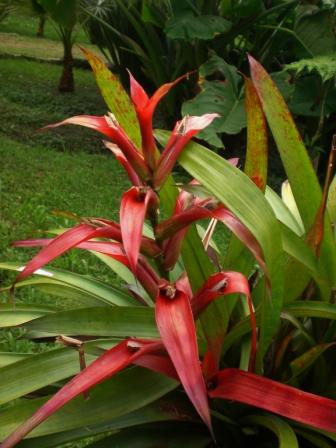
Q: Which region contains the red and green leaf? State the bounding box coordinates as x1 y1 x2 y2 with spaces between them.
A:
244 77 268 191
80 47 142 148
0 339 163 448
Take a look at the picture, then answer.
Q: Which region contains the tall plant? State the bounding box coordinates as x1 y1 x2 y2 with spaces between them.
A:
0 50 336 446
37 0 78 92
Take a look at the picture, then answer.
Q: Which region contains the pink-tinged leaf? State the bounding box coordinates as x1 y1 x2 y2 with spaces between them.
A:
129 72 188 170
176 272 193 299
212 206 269 288
44 115 149 181
161 229 189 270
244 77 268 192
155 285 212 434
192 272 257 372
154 114 219 188
133 354 178 380
120 186 158 273
0 338 162 448
228 157 239 167
156 203 268 285
15 224 99 283
104 141 142 186
208 368 336 432
14 222 161 260
91 218 161 258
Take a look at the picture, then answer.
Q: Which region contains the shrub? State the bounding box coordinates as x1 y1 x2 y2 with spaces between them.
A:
0 50 335 447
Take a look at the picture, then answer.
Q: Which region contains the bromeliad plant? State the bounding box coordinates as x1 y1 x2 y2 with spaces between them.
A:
0 50 336 447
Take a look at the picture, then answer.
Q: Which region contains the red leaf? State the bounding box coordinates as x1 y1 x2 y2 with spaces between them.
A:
129 72 188 170
208 368 336 432
192 272 257 372
154 114 219 188
14 239 160 300
44 115 150 180
104 141 142 186
155 285 212 434
0 339 162 448
133 354 178 380
156 203 268 285
120 186 158 273
15 224 99 283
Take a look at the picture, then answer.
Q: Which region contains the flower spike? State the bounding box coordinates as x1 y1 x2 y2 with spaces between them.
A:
129 72 189 170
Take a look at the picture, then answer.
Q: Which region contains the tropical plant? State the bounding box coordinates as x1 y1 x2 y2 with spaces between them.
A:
31 0 47 38
1 49 336 447
37 0 79 92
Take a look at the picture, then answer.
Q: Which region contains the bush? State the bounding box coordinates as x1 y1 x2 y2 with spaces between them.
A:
0 50 335 447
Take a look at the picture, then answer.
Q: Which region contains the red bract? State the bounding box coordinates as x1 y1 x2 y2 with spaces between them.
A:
104 141 142 186
44 114 150 180
15 223 98 283
120 186 158 273
153 114 219 188
192 272 257 372
129 72 188 170
208 368 336 432
155 284 213 435
156 200 267 280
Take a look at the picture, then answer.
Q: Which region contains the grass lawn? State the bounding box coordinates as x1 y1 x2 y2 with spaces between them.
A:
0 36 130 357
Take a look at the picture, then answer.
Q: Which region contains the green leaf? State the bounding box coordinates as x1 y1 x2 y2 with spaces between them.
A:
0 262 136 307
0 368 177 440
286 55 336 82
38 0 77 29
242 414 299 448
22 307 158 338
0 352 32 368
0 304 56 327
165 13 231 40
289 343 336 380
0 347 94 405
249 56 336 287
294 10 336 57
86 423 210 447
80 48 141 148
284 301 336 320
265 186 304 236
295 428 333 448
182 80 245 147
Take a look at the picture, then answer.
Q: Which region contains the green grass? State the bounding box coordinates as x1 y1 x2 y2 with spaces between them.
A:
0 58 107 152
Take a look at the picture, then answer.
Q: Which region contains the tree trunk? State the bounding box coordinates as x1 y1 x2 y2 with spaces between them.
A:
58 38 74 93
36 15 46 38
